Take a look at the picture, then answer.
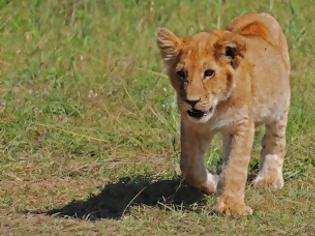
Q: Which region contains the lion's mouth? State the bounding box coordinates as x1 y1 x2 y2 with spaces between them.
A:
187 107 214 119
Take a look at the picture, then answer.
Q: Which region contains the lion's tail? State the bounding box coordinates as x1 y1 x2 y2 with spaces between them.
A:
228 13 290 70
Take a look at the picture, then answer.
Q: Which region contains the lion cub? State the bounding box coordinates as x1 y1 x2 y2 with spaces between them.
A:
157 13 290 215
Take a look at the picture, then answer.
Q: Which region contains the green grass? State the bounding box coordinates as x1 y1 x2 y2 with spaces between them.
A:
0 0 314 235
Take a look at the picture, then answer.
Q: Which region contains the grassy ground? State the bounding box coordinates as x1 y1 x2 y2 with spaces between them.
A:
0 0 314 235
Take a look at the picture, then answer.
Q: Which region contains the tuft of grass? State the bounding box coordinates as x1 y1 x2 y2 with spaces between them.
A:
0 0 314 235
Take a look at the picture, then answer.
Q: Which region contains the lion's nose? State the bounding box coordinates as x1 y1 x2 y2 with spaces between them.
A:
185 98 201 107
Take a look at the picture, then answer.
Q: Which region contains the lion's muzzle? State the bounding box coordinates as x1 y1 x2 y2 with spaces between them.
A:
187 106 214 119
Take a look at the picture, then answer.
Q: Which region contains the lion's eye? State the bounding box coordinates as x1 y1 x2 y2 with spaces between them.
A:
204 69 215 79
176 70 186 81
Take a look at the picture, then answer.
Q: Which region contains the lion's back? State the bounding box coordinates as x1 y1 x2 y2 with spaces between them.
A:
228 13 291 124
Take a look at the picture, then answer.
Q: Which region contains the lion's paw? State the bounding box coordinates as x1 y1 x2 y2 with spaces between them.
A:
253 172 284 189
216 197 253 216
201 173 219 194
253 154 284 190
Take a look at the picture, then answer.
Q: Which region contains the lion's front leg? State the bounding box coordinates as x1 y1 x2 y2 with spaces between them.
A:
216 120 254 215
180 123 218 194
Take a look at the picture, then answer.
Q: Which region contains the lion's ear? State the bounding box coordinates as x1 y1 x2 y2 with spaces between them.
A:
157 28 182 62
214 38 246 68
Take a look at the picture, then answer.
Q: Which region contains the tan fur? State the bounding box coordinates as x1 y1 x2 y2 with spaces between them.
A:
157 13 290 215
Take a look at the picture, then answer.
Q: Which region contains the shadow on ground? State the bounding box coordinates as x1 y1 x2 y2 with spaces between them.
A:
44 176 207 220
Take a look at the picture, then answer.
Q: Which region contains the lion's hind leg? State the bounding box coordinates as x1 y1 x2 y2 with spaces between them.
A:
253 116 288 189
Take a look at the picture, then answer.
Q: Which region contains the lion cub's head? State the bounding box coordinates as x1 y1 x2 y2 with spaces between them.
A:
157 28 245 123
